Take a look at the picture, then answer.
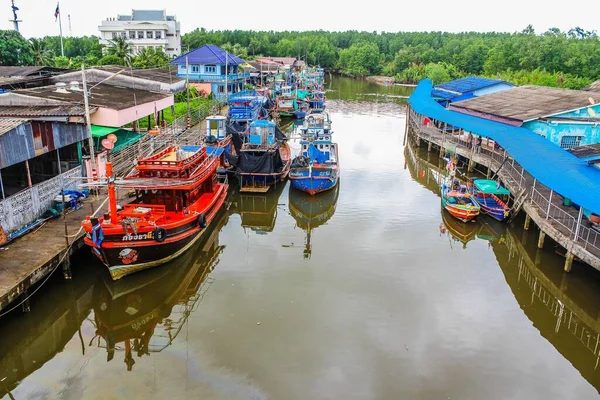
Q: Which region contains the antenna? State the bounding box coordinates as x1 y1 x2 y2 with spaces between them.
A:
9 0 22 32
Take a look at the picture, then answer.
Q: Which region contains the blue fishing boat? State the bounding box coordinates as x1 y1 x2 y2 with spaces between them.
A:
230 120 291 193
227 90 268 124
290 111 339 195
468 179 511 221
308 91 326 109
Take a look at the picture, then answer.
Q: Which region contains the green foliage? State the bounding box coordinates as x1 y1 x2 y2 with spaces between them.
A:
134 97 211 129
131 47 170 68
0 30 33 66
29 38 54 66
98 54 123 66
106 36 133 66
396 62 464 84
337 42 382 77
490 68 592 89
174 85 200 102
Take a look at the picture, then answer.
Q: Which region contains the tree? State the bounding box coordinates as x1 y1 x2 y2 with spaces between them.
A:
98 54 123 66
106 36 133 66
132 47 171 68
29 38 54 66
337 42 382 77
0 30 33 66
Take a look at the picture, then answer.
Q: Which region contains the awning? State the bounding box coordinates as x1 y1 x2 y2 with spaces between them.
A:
91 125 120 138
473 179 511 195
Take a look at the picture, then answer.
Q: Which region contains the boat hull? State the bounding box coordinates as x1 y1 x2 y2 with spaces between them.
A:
441 184 480 223
86 187 228 280
473 194 510 222
238 144 291 192
289 167 339 195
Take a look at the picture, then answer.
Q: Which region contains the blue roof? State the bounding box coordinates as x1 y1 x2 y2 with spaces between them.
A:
170 45 244 66
409 79 600 215
435 76 513 95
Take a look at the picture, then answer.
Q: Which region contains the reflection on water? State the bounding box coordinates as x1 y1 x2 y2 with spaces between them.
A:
405 139 600 394
288 184 340 259
3 77 600 399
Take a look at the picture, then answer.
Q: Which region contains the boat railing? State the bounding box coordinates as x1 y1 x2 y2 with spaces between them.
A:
122 203 166 218
137 147 206 169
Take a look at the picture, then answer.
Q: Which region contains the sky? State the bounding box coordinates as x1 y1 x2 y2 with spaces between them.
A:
1 0 599 39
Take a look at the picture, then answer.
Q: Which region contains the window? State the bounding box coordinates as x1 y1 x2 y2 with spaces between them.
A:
146 31 153 39
205 65 216 73
191 66 199 73
560 135 582 149
155 31 162 39
137 31 144 39
129 31 136 39
120 32 126 39
112 32 117 39
166 33 174 37
218 85 225 93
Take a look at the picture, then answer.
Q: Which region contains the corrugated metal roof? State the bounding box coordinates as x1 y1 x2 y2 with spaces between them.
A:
0 105 94 117
409 79 600 215
0 118 28 136
567 143 600 160
132 9 165 21
171 45 244 66
435 77 513 94
0 66 45 77
93 66 184 84
450 85 600 123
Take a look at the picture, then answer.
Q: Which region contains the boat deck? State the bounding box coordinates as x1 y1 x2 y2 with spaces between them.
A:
240 186 271 193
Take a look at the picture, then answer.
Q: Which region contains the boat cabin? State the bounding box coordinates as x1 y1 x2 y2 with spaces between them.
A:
247 120 276 147
280 86 293 97
205 115 227 140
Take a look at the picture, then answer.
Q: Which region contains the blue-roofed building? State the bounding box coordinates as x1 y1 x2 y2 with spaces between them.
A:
432 77 515 107
170 45 250 101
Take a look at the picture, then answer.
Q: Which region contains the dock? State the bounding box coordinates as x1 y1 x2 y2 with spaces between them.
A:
405 105 600 272
0 195 105 314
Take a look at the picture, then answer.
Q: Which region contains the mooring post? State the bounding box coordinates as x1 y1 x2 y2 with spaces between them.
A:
62 252 72 280
21 289 30 313
564 252 574 272
403 106 410 146
524 214 531 231
537 230 546 249
486 167 491 179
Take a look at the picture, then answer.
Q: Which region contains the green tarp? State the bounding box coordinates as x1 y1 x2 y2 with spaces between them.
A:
92 126 144 153
91 125 120 138
473 179 511 195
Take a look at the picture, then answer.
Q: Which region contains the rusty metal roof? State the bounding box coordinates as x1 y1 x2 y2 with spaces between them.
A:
449 85 600 123
0 105 96 117
0 118 28 136
14 83 171 111
586 80 600 93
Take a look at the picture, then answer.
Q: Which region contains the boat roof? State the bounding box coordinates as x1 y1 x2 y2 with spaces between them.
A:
250 120 275 128
134 145 206 172
206 115 227 121
473 179 511 195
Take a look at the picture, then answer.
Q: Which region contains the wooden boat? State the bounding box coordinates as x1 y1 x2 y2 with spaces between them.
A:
82 145 228 280
441 177 480 222
290 111 339 195
233 120 291 193
468 179 511 222
274 85 297 117
92 209 226 369
289 183 339 258
227 90 268 124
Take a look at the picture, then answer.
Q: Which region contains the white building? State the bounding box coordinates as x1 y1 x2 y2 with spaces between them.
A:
98 9 181 57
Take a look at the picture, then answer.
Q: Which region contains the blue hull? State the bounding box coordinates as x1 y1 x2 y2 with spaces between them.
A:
474 194 509 221
289 168 339 195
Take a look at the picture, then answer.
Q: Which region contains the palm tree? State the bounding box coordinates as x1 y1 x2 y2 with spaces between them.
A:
29 38 54 66
106 36 133 66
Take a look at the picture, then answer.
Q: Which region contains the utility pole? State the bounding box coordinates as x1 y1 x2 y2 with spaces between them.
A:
186 56 190 118
57 2 64 57
225 50 229 102
10 0 21 32
81 65 96 178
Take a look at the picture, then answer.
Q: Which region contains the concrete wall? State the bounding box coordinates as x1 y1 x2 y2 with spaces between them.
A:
0 166 82 234
524 104 600 148
89 96 174 127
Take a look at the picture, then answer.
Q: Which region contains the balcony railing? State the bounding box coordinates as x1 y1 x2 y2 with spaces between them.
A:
183 72 250 82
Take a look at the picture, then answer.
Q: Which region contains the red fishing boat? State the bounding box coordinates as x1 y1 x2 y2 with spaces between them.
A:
82 145 228 280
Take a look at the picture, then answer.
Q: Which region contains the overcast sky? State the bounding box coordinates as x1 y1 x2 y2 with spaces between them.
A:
1 0 598 39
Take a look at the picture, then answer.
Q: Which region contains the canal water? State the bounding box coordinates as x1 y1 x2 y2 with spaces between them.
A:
2 76 600 399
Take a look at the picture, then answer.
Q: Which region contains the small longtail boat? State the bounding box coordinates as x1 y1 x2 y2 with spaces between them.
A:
82 145 228 280
468 179 511 222
441 177 480 223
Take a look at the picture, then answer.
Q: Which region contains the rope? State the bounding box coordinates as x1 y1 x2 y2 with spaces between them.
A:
0 196 109 318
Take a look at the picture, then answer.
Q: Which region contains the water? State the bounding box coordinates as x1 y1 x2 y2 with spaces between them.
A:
2 76 600 399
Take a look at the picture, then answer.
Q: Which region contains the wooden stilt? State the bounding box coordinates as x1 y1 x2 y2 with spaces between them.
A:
524 214 531 231
537 230 546 249
564 251 574 272
427 141 433 152
468 158 475 172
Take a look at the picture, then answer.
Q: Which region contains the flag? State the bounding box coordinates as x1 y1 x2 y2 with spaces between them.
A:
54 3 60 21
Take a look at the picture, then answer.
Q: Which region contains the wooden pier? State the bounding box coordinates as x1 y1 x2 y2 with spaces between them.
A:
0 195 106 314
406 106 600 272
